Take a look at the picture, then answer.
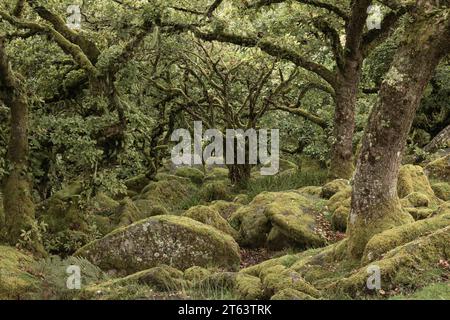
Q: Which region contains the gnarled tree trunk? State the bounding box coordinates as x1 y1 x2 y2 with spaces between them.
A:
0 37 44 253
347 3 450 259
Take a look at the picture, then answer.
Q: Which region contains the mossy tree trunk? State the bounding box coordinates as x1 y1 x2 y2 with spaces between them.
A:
0 37 43 253
347 2 450 259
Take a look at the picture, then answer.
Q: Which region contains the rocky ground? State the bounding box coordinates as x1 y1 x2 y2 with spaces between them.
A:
0 155 449 300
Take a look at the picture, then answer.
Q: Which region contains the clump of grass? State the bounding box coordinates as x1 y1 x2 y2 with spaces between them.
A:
246 170 328 200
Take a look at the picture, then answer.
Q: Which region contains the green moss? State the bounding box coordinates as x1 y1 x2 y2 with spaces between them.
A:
346 199 415 259
261 267 321 298
174 167 205 185
321 179 350 199
297 186 323 197
88 193 119 216
204 167 229 182
327 188 352 213
124 174 150 193
117 265 186 292
140 179 197 210
329 226 450 298
0 246 40 299
111 198 142 227
270 288 317 300
183 205 238 237
331 206 349 232
431 182 450 201
401 192 430 208
209 201 241 219
425 155 450 180
133 199 169 218
397 165 439 205
199 181 233 202
233 194 250 205
404 207 434 220
362 213 450 264
235 274 264 300
75 215 241 274
390 282 450 300
184 266 213 282
229 191 324 249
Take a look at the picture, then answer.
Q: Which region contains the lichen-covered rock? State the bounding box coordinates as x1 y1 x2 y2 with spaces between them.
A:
431 182 450 201
397 165 439 205
229 191 325 249
0 246 40 299
235 274 264 300
331 206 349 232
425 155 450 180
183 205 238 237
362 213 450 264
174 167 205 185
270 288 317 300
209 201 241 220
75 215 241 274
321 179 350 199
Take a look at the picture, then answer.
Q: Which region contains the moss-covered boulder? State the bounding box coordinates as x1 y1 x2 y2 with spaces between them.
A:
184 266 213 283
298 186 323 197
401 192 430 208
133 199 169 218
0 246 40 299
183 205 238 237
140 179 197 210
235 274 264 300
321 179 350 199
199 181 233 202
110 198 142 227
174 167 205 185
117 265 186 292
403 207 434 221
425 154 450 180
75 215 241 274
260 265 320 298
327 188 352 213
229 191 325 249
124 174 150 193
270 288 317 300
397 165 439 205
209 201 241 220
331 206 349 232
431 182 450 201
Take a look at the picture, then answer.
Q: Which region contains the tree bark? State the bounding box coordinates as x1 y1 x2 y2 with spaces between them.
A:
347 3 450 259
329 62 362 180
0 37 44 253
